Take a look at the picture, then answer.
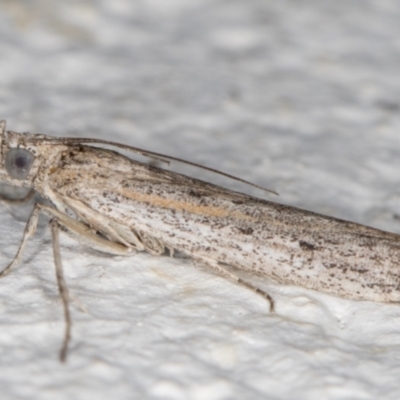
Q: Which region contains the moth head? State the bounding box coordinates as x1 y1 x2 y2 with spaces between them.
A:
4 147 35 181
0 121 46 188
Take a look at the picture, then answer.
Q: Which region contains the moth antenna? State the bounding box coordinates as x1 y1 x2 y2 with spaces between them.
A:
33 137 278 195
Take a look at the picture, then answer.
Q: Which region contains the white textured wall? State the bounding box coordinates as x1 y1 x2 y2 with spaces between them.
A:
0 1 400 399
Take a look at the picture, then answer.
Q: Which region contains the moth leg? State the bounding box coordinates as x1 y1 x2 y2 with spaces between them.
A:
0 203 73 360
0 202 133 360
0 202 133 278
0 188 35 204
41 211 134 257
195 256 275 312
50 219 71 362
0 202 43 277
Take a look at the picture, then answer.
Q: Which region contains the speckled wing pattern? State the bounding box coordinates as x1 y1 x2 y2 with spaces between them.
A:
47 145 400 303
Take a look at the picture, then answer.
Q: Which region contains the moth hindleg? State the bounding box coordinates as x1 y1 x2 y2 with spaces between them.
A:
194 256 275 312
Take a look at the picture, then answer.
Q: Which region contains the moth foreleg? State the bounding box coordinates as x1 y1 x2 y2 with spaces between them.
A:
0 201 43 277
50 219 71 362
0 201 134 361
0 202 132 278
195 256 275 312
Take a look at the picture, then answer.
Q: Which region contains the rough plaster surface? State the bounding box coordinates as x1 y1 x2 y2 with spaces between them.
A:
0 1 400 399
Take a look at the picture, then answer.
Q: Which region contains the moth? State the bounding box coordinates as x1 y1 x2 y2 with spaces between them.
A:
0 120 399 362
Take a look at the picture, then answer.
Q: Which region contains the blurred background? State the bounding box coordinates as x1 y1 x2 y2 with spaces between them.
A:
1 1 400 399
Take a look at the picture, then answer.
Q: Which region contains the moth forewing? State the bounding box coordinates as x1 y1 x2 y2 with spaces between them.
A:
46 141 400 306
1 119 400 362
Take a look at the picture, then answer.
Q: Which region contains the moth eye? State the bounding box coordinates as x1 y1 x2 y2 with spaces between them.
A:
5 148 35 180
